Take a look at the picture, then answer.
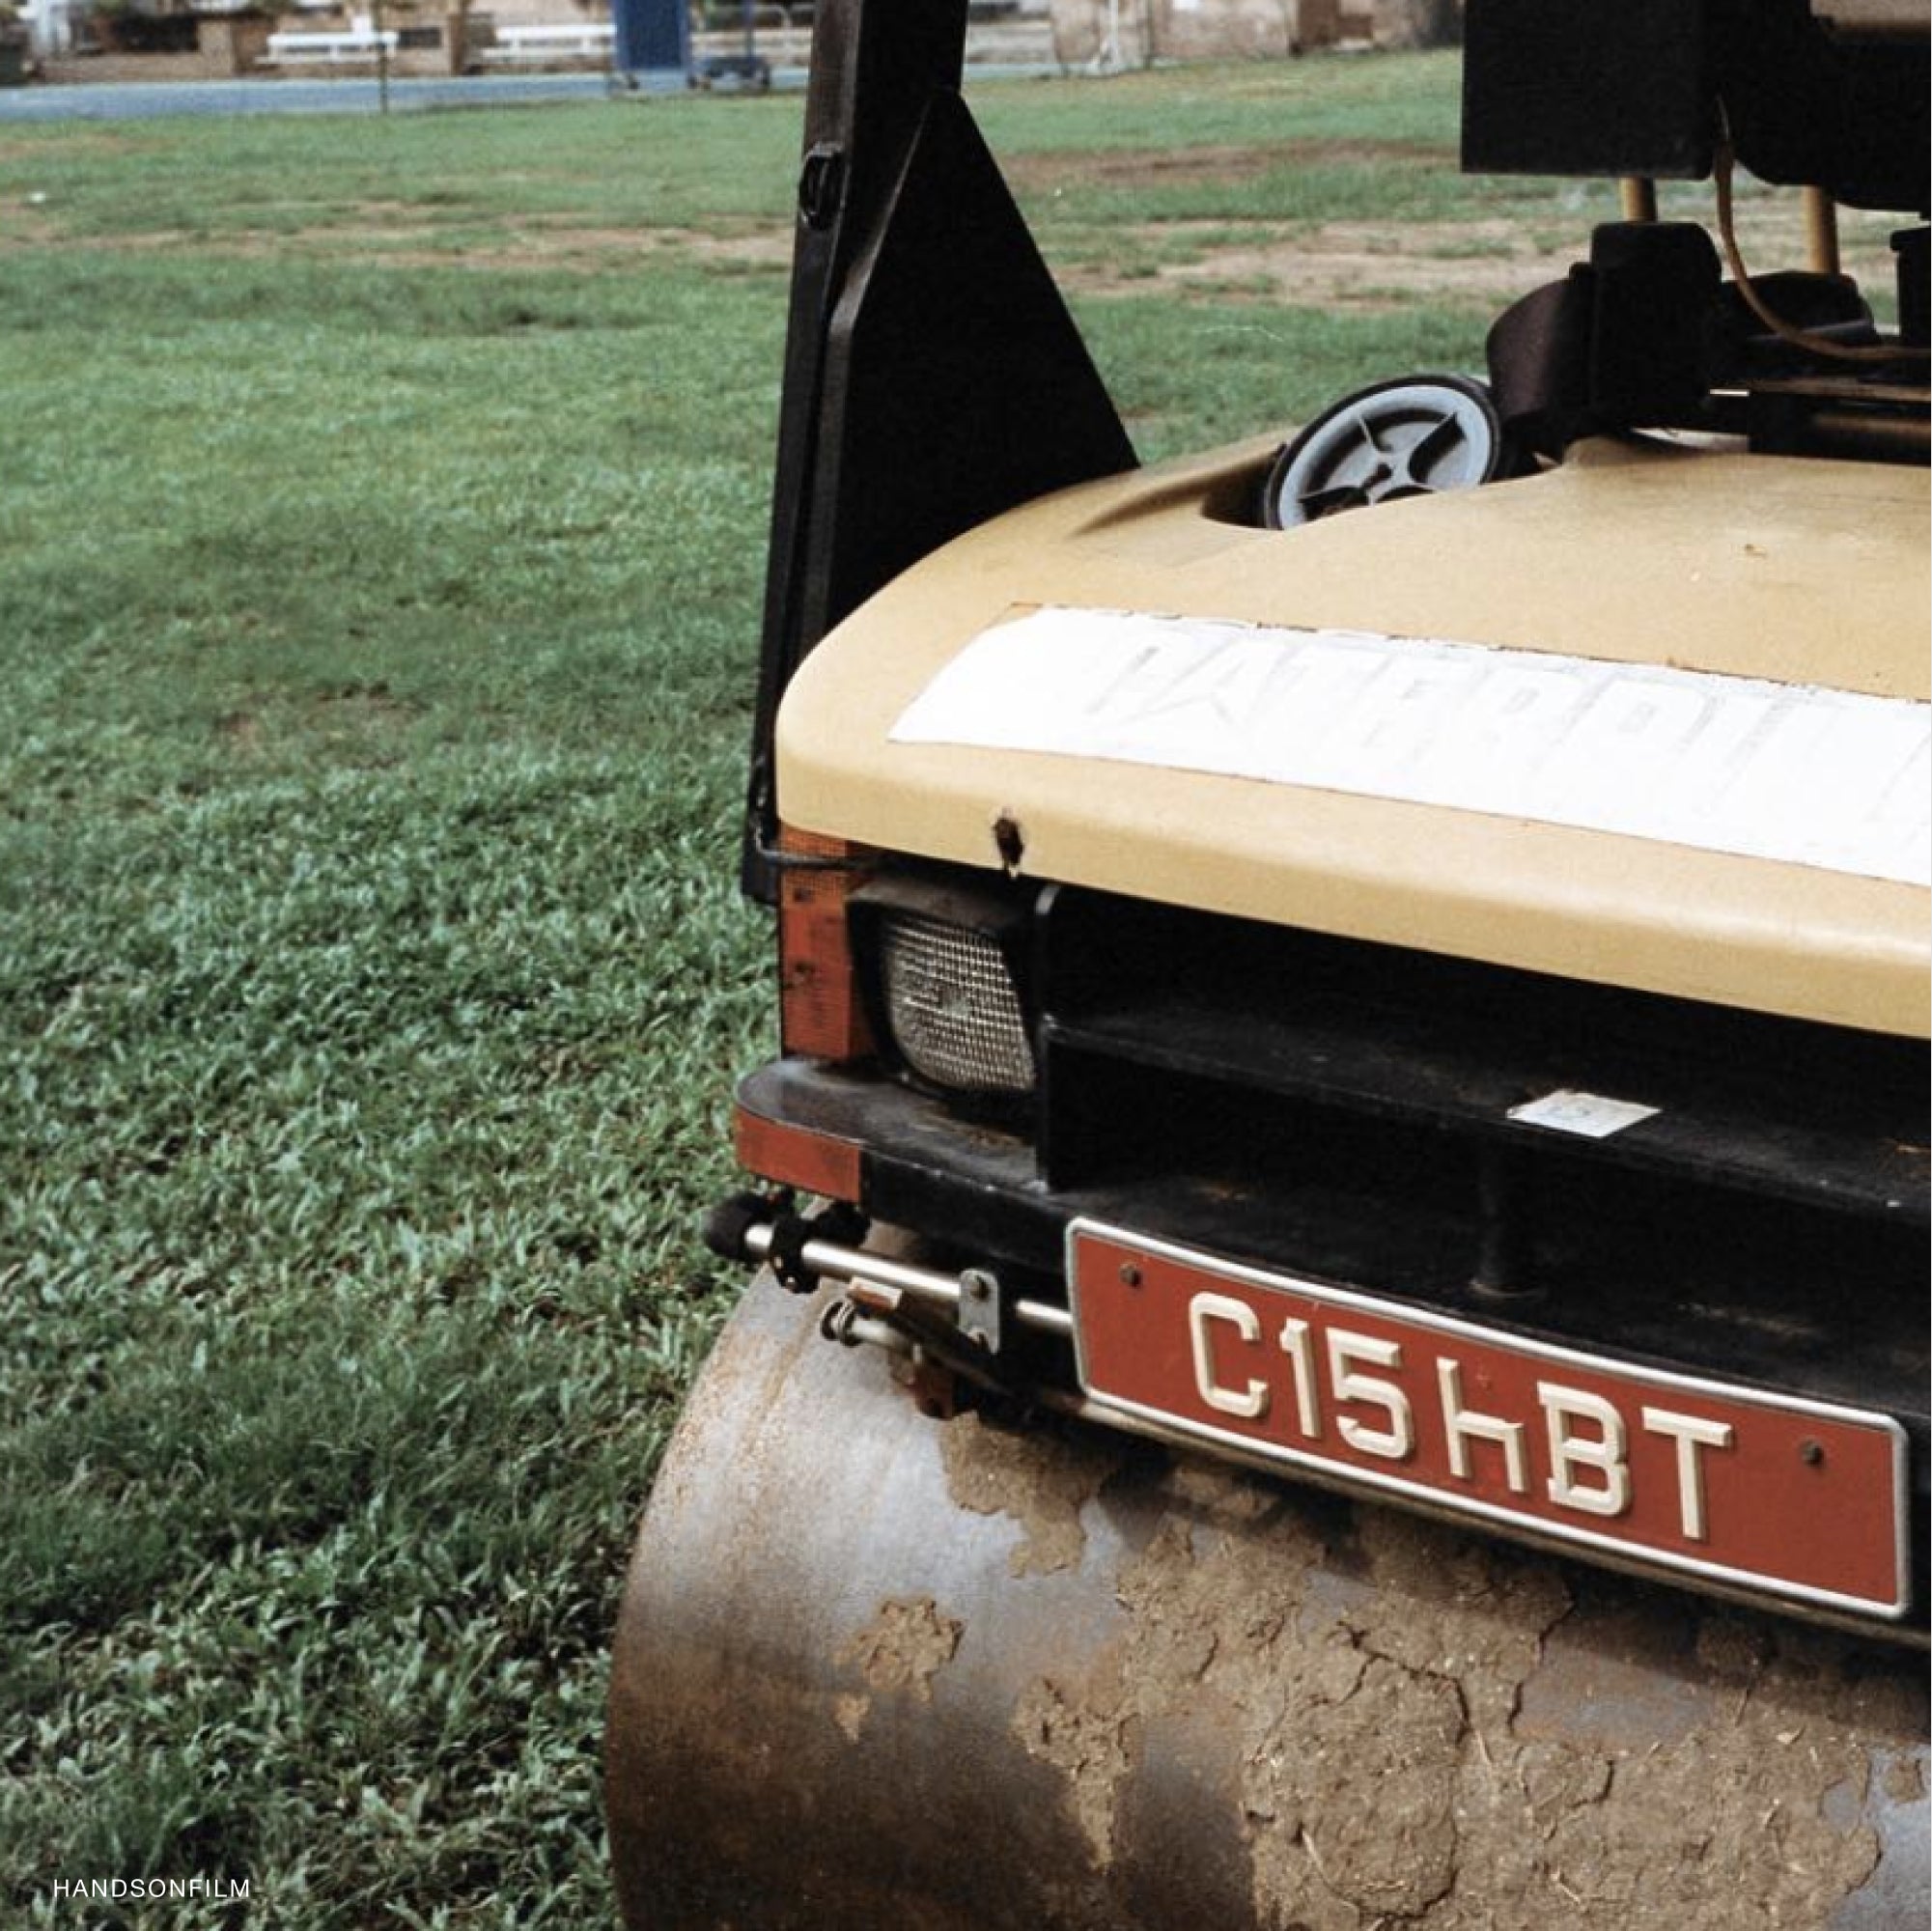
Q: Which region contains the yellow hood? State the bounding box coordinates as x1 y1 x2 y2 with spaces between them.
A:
776 436 1930 1036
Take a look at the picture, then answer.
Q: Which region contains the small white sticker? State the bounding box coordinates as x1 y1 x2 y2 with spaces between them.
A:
1507 1090 1662 1138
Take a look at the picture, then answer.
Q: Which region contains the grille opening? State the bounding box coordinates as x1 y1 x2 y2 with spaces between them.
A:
1043 892 1926 1147
1042 1042 1924 1358
1037 889 1926 1234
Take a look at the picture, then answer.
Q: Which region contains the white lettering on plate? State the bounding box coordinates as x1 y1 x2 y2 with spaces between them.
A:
1275 1316 1322 1440
890 608 1932 886
1641 1406 1735 1542
1539 1384 1633 1518
1188 1291 1269 1420
1328 1329 1414 1461
1171 1283 1747 1548
1438 1357 1529 1493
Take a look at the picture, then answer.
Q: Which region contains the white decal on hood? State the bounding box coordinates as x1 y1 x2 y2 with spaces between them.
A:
888 607 1930 888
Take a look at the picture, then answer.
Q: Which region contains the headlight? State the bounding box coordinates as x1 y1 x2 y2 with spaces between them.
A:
878 910 1036 1096
848 874 1040 1102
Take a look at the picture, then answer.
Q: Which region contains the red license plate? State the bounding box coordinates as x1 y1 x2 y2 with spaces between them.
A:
1068 1221 1909 1622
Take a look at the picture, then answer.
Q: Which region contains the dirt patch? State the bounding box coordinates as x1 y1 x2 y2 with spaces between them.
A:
212 684 418 759
1012 1671 1138 1864
940 1407 1115 1577
294 216 786 273
215 710 264 751
832 1592 965 1745
9 168 1893 316
838 1595 963 1703
1058 215 1570 309
1056 203 1901 310
0 202 788 275
314 682 418 727
684 229 794 269
1003 138 1438 197
0 129 160 163
1001 1456 1926 1930
0 202 63 251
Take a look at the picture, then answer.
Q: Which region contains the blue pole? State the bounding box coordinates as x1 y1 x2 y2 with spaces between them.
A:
612 0 688 82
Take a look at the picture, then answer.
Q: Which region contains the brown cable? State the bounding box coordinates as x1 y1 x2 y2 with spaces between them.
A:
1712 118 1928 366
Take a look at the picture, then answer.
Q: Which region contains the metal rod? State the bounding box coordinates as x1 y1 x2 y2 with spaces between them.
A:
1802 185 1841 276
742 1221 1074 1338
1470 1145 1538 1303
826 1306 913 1355
1802 410 1929 455
1016 1298 1074 1339
1619 178 1658 223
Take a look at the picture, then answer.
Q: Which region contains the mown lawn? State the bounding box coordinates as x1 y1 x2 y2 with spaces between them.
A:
0 52 1836 1928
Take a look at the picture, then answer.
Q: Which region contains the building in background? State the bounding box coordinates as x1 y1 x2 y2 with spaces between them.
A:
1048 0 1458 64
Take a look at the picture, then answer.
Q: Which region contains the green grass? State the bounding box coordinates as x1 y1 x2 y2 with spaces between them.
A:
972 46 1467 151
1085 294 1494 449
3 100 791 1926
0 51 1865 1928
3 105 801 235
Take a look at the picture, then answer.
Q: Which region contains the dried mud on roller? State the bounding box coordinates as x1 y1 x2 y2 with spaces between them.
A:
605 1279 1930 1931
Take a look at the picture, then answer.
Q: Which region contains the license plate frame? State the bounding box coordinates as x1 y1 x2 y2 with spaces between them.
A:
1067 1219 1910 1623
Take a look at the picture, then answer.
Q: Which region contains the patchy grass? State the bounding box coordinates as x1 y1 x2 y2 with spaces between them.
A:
0 51 1900 1930
2 97 785 1931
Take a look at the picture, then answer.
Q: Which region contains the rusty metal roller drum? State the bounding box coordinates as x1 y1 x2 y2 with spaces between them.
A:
606 1280 1929 1930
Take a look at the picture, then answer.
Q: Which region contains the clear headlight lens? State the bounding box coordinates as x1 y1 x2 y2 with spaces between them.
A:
878 911 1036 1097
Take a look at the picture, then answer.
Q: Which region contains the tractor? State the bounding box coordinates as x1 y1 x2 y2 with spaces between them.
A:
607 3 1929 1922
